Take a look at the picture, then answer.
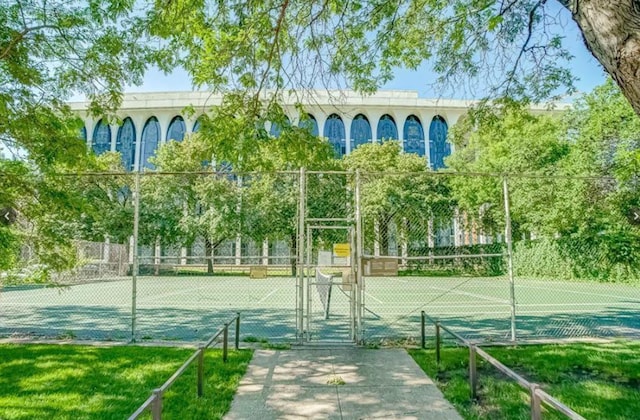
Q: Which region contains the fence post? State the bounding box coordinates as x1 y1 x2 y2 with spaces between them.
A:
355 169 364 344
421 311 426 349
223 323 229 363
131 171 140 343
469 345 477 400
435 321 441 366
197 348 204 397
503 176 517 342
151 389 162 420
530 383 542 420
296 167 306 344
235 313 240 350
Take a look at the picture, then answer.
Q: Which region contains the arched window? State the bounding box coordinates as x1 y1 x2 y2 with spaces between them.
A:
193 118 202 133
270 116 291 138
350 114 372 151
116 117 136 171
92 119 111 156
429 116 450 170
80 126 87 142
167 116 186 142
403 115 425 156
298 114 319 136
140 117 160 170
377 114 398 142
323 114 346 157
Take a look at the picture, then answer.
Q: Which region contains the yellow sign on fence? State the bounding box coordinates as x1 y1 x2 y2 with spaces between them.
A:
333 243 351 257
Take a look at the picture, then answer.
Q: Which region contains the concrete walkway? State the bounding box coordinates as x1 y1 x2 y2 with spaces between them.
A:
225 347 462 420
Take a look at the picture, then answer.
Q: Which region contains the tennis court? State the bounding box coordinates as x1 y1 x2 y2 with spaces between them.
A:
1 275 639 342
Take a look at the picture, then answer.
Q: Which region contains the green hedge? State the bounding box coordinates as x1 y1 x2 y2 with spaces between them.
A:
513 237 640 283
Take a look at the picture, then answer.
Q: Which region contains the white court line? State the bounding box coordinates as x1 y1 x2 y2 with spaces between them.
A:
138 285 213 302
428 285 509 304
365 292 384 304
258 288 279 303
519 285 640 302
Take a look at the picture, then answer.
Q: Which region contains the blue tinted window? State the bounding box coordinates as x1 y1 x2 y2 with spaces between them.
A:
350 114 371 151
92 119 111 155
323 114 345 157
193 118 202 132
429 116 450 170
377 114 398 142
116 118 136 171
270 116 290 138
403 115 425 156
298 114 319 136
140 117 160 170
167 116 186 142
80 126 87 142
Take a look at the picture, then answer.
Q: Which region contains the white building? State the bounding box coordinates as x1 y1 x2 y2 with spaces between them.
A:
70 90 486 171
70 90 568 266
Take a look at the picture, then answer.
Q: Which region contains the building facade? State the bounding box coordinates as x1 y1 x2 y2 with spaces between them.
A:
71 90 473 171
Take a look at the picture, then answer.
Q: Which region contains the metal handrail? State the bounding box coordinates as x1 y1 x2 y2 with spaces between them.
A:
420 311 585 420
128 313 241 420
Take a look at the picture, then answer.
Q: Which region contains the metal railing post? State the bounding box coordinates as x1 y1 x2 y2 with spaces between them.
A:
235 313 240 350
469 345 478 400
421 311 426 349
435 321 441 366
223 323 229 362
197 348 204 397
151 389 162 420
530 384 542 420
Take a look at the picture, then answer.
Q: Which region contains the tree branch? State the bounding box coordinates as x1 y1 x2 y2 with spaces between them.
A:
0 25 59 61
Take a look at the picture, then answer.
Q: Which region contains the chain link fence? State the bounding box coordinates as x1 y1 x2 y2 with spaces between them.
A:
1 170 638 343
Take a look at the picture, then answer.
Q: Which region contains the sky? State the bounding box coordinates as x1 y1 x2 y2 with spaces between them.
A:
120 18 607 103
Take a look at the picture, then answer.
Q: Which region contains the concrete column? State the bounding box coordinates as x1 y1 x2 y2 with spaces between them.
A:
132 115 146 172
262 239 269 265
343 115 352 155
110 123 118 152
235 236 242 266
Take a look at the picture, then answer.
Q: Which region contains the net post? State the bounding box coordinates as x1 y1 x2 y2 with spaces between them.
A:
197 348 204 397
435 321 441 366
223 323 229 362
503 176 517 342
420 311 426 349
131 171 140 343
469 344 478 400
235 312 240 350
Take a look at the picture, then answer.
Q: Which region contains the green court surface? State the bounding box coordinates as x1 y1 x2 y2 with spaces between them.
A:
1 275 638 342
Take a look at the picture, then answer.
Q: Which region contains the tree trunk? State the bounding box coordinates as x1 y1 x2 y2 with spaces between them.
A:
559 0 640 115
205 238 213 274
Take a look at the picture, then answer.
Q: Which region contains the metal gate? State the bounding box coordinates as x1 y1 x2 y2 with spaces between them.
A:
295 170 364 343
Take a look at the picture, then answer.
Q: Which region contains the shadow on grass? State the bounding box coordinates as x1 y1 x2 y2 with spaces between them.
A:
410 341 640 420
0 344 252 420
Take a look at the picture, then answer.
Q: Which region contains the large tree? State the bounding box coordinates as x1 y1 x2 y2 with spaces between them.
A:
447 81 640 280
1 0 160 272
149 0 640 115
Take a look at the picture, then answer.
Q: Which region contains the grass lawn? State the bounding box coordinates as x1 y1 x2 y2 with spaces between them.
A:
0 344 253 420
409 341 640 419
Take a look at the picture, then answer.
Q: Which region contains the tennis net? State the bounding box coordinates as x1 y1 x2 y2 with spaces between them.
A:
315 269 334 319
